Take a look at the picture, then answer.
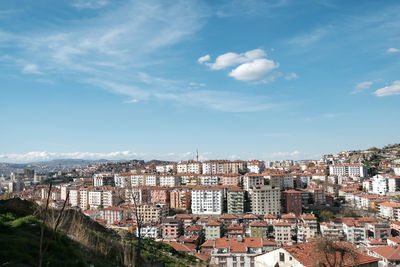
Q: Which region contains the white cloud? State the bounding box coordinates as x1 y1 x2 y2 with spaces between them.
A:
207 49 266 70
22 64 42 74
72 0 109 9
374 80 400 97
284 72 298 80
352 81 373 94
198 54 210 63
387 47 400 53
202 49 279 82
0 149 319 163
229 58 278 81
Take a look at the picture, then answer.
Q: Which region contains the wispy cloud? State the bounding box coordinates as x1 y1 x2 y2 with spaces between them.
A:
387 47 400 53
71 0 109 9
284 72 298 80
374 80 400 97
289 27 329 47
22 64 42 75
352 81 373 94
88 79 277 112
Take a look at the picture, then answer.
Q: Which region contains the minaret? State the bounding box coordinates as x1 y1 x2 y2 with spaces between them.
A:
196 149 199 162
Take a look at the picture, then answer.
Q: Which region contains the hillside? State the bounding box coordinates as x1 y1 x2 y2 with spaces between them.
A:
345 143 400 175
0 198 203 267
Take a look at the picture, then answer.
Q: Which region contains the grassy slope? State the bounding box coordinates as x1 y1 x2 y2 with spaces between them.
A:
0 199 202 267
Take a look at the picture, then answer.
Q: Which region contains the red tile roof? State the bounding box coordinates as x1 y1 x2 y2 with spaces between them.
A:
284 242 379 267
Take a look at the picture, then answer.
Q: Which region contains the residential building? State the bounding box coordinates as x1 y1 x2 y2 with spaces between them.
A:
205 220 223 240
191 187 224 215
170 188 191 210
329 164 368 178
281 190 302 216
273 222 292 245
227 188 245 214
251 186 281 215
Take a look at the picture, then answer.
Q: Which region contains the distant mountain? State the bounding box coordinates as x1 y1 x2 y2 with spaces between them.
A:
0 158 112 175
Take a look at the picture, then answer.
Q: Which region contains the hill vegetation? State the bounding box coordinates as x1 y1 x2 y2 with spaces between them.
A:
0 198 203 267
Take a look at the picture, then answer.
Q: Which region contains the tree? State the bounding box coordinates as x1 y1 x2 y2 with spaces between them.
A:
38 182 70 267
319 210 335 222
314 237 358 267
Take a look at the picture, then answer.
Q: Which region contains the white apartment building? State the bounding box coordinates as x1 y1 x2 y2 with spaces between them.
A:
88 190 102 209
202 161 224 174
200 175 220 186
93 173 114 187
320 222 343 239
137 224 160 239
102 190 116 207
297 223 317 243
159 175 180 187
371 175 388 195
191 187 224 215
379 202 400 220
177 161 202 174
114 174 128 188
79 189 89 210
329 164 368 178
156 164 176 174
342 221 366 245
250 186 281 215
247 160 265 174
144 174 160 186
394 167 400 176
69 189 79 207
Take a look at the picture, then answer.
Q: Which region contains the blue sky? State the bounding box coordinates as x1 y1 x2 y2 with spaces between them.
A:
0 0 399 163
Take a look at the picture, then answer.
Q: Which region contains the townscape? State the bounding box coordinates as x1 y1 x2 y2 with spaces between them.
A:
2 144 400 266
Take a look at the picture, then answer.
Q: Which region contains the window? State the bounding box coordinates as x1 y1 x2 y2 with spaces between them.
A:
279 252 285 262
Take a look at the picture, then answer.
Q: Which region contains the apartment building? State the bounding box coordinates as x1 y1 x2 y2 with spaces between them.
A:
205 220 223 240
135 204 168 223
329 164 368 178
210 238 264 267
243 174 264 191
250 221 268 238
88 190 102 209
156 164 176 174
150 187 170 204
159 174 180 187
221 174 241 186
200 175 220 186
247 160 265 174
273 222 292 245
379 202 400 220
191 187 224 215
170 188 191 210
93 173 114 187
268 174 294 190
177 161 202 174
251 185 281 215
162 217 183 240
281 190 302 216
227 188 245 214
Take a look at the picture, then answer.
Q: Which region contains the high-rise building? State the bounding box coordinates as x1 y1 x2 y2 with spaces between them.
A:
227 188 245 214
282 190 302 216
251 185 281 215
